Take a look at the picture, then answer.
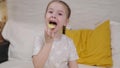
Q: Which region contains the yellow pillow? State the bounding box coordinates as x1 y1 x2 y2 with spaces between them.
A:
66 29 92 58
66 20 113 66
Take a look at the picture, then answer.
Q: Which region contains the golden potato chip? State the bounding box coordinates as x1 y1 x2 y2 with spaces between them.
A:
48 24 55 28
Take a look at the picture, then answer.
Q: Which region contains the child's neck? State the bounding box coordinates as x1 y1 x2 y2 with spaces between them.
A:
54 30 63 41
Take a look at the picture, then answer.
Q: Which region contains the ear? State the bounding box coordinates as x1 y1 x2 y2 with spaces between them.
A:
64 19 69 26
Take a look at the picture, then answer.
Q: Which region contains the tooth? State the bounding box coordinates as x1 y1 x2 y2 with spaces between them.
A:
48 23 55 28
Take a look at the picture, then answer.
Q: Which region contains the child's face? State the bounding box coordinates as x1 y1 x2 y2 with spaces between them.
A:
45 2 68 33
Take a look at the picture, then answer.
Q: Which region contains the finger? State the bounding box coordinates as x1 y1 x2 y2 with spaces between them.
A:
45 26 55 39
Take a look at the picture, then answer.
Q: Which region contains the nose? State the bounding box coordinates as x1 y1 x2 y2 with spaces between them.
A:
51 14 56 19
52 16 56 19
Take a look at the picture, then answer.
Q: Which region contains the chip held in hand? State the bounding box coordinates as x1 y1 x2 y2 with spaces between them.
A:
48 23 55 29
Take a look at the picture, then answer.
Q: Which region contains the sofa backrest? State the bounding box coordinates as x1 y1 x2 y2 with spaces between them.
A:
2 20 44 60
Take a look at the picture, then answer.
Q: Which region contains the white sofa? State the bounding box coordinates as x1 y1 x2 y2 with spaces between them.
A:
0 0 120 68
0 20 120 68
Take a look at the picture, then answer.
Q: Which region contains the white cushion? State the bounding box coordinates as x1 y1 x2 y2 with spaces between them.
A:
0 58 34 68
110 21 120 54
78 64 105 68
2 20 44 61
110 21 120 68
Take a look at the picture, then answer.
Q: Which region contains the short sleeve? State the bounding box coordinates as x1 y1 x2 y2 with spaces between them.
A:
32 35 44 56
68 39 79 61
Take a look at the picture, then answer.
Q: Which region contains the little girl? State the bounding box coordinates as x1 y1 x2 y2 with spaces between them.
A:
32 0 78 68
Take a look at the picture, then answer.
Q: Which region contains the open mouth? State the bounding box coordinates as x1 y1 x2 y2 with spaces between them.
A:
49 21 57 25
48 21 57 29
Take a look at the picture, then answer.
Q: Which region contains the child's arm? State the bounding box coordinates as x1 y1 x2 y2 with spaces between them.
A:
68 39 79 68
32 43 52 68
32 29 54 68
68 60 78 68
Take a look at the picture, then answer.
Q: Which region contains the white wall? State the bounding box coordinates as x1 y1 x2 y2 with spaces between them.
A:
6 0 120 29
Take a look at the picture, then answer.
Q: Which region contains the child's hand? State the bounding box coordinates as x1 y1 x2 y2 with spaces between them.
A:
44 28 55 45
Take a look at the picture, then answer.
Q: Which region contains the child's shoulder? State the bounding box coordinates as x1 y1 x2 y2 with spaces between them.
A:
62 34 73 43
62 35 75 48
35 31 44 41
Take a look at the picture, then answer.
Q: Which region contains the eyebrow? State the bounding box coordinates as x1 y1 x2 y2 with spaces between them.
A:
48 8 65 13
58 10 64 13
